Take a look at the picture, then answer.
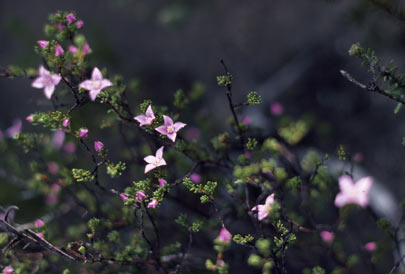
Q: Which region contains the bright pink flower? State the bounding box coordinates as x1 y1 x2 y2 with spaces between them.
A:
184 126 200 142
34 219 45 228
334 176 372 208
79 67 113 101
120 193 128 202
79 128 88 138
242 116 251 125
136 191 146 201
82 43 91 55
218 227 232 242
94 141 104 151
252 194 275 221
26 114 34 122
134 105 155 126
31 66 61 99
36 232 44 239
63 119 70 127
364 242 376 252
55 44 64 56
63 141 76 154
76 20 84 28
4 266 13 274
68 45 78 54
354 152 364 163
320 231 334 243
57 23 64 30
52 130 65 149
147 199 158 208
144 146 166 174
270 102 283 116
47 161 59 175
5 119 22 138
37 40 49 49
66 13 76 24
158 178 167 187
155 115 186 142
190 173 201 183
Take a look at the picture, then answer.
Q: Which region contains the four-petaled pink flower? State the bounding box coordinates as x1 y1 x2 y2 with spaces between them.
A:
4 266 13 274
364 242 376 252
63 119 70 127
334 176 372 208
155 115 186 142
147 199 158 208
251 193 275 221
144 146 166 174
79 128 88 138
76 20 84 29
134 105 155 126
66 13 76 24
218 227 232 243
320 231 334 243
35 219 45 228
79 67 113 101
55 44 64 56
31 66 61 99
94 141 104 151
37 40 49 49
158 178 167 187
137 191 146 201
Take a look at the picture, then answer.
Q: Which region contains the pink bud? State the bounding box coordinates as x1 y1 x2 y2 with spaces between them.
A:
57 23 64 30
218 227 232 242
158 178 167 187
52 130 65 150
245 151 252 159
55 44 64 56
68 45 78 54
76 20 84 29
94 141 104 152
51 184 61 193
36 232 44 239
136 191 146 201
66 13 76 24
147 199 158 208
82 43 90 55
190 173 201 184
63 119 70 127
320 231 334 243
270 102 283 116
79 128 88 138
354 152 364 163
120 193 128 202
364 242 376 252
242 116 251 126
34 219 45 228
63 141 76 154
26 114 34 122
37 40 49 49
4 266 13 274
47 161 59 175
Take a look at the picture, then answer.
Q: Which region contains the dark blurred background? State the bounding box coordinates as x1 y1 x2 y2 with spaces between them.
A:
1 0 405 218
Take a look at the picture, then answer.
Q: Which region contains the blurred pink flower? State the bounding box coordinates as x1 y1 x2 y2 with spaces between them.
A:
94 141 104 151
190 173 201 183
63 119 70 127
353 152 364 163
270 102 283 116
36 232 44 239
55 44 64 56
5 119 22 138
79 67 112 101
120 193 128 202
57 23 64 30
147 199 158 208
37 40 49 49
68 45 78 54
4 266 13 274
155 115 186 142
218 227 232 243
158 178 167 187
34 219 45 228
52 130 65 149
242 116 251 125
76 20 84 28
79 128 88 138
134 105 155 126
320 231 334 243
364 242 376 252
184 126 200 142
82 43 91 55
66 13 76 24
47 161 59 175
32 66 61 99
137 191 146 201
144 146 166 173
26 115 34 122
334 176 372 208
63 141 76 154
45 194 58 205
245 151 252 159
252 193 275 221
51 183 61 193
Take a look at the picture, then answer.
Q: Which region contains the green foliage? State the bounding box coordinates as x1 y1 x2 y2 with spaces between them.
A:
278 118 310 145
247 91 262 105
183 177 217 203
106 161 126 178
247 138 258 150
312 266 326 274
72 168 94 183
217 72 232 87
173 89 189 109
233 234 254 244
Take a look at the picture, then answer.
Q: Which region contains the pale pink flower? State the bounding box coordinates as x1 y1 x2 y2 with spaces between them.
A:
120 193 128 202
190 173 201 183
63 119 70 127
52 130 65 149
66 13 76 24
57 23 64 30
94 141 104 151
68 45 78 54
5 119 22 138
252 193 275 221
147 199 158 208
144 146 166 173
270 102 283 116
63 141 76 154
79 128 88 138
37 40 49 49
155 115 186 142
36 232 44 239
31 66 61 99
320 231 334 243
79 67 112 101
26 114 34 122
184 126 200 142
47 162 59 175
364 242 376 252
76 20 84 28
334 176 372 208
137 191 146 201
158 178 168 187
55 44 64 56
354 152 364 163
134 105 155 126
242 116 251 126
4 266 13 274
82 43 91 55
218 227 232 243
34 219 45 228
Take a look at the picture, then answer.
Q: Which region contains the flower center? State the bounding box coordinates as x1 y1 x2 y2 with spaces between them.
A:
93 81 101 89
167 125 174 134
154 158 160 165
146 117 153 123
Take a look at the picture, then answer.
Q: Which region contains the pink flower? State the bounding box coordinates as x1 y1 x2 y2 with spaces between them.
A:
79 128 88 138
320 231 334 243
364 242 376 252
55 44 64 56
155 115 186 142
270 102 283 116
36 232 44 239
66 13 76 24
5 119 22 138
147 199 158 208
158 178 168 187
190 173 201 183
63 141 76 154
137 191 146 201
353 152 364 163
53 130 65 149
94 141 104 151
34 219 45 228
4 266 13 274
63 119 70 127
242 116 251 126
76 20 84 28
68 45 78 54
120 193 128 202
26 114 34 122
82 43 91 55
218 227 232 243
57 23 64 30
245 151 252 159
334 176 372 208
37 40 49 49
31 66 61 99
134 105 155 126
144 146 166 173
252 194 275 221
47 161 59 175
79 67 113 101
51 183 61 193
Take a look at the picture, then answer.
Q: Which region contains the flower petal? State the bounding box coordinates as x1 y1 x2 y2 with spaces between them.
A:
38 66 49 77
51 74 61 85
163 115 174 127
144 156 156 164
134 115 148 126
167 133 177 142
100 79 113 90
173 122 186 132
32 77 45 89
155 125 168 135
79 80 94 90
44 85 55 99
156 146 164 159
145 164 155 174
265 193 275 206
146 105 154 118
89 89 100 101
91 67 103 81
339 175 354 193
